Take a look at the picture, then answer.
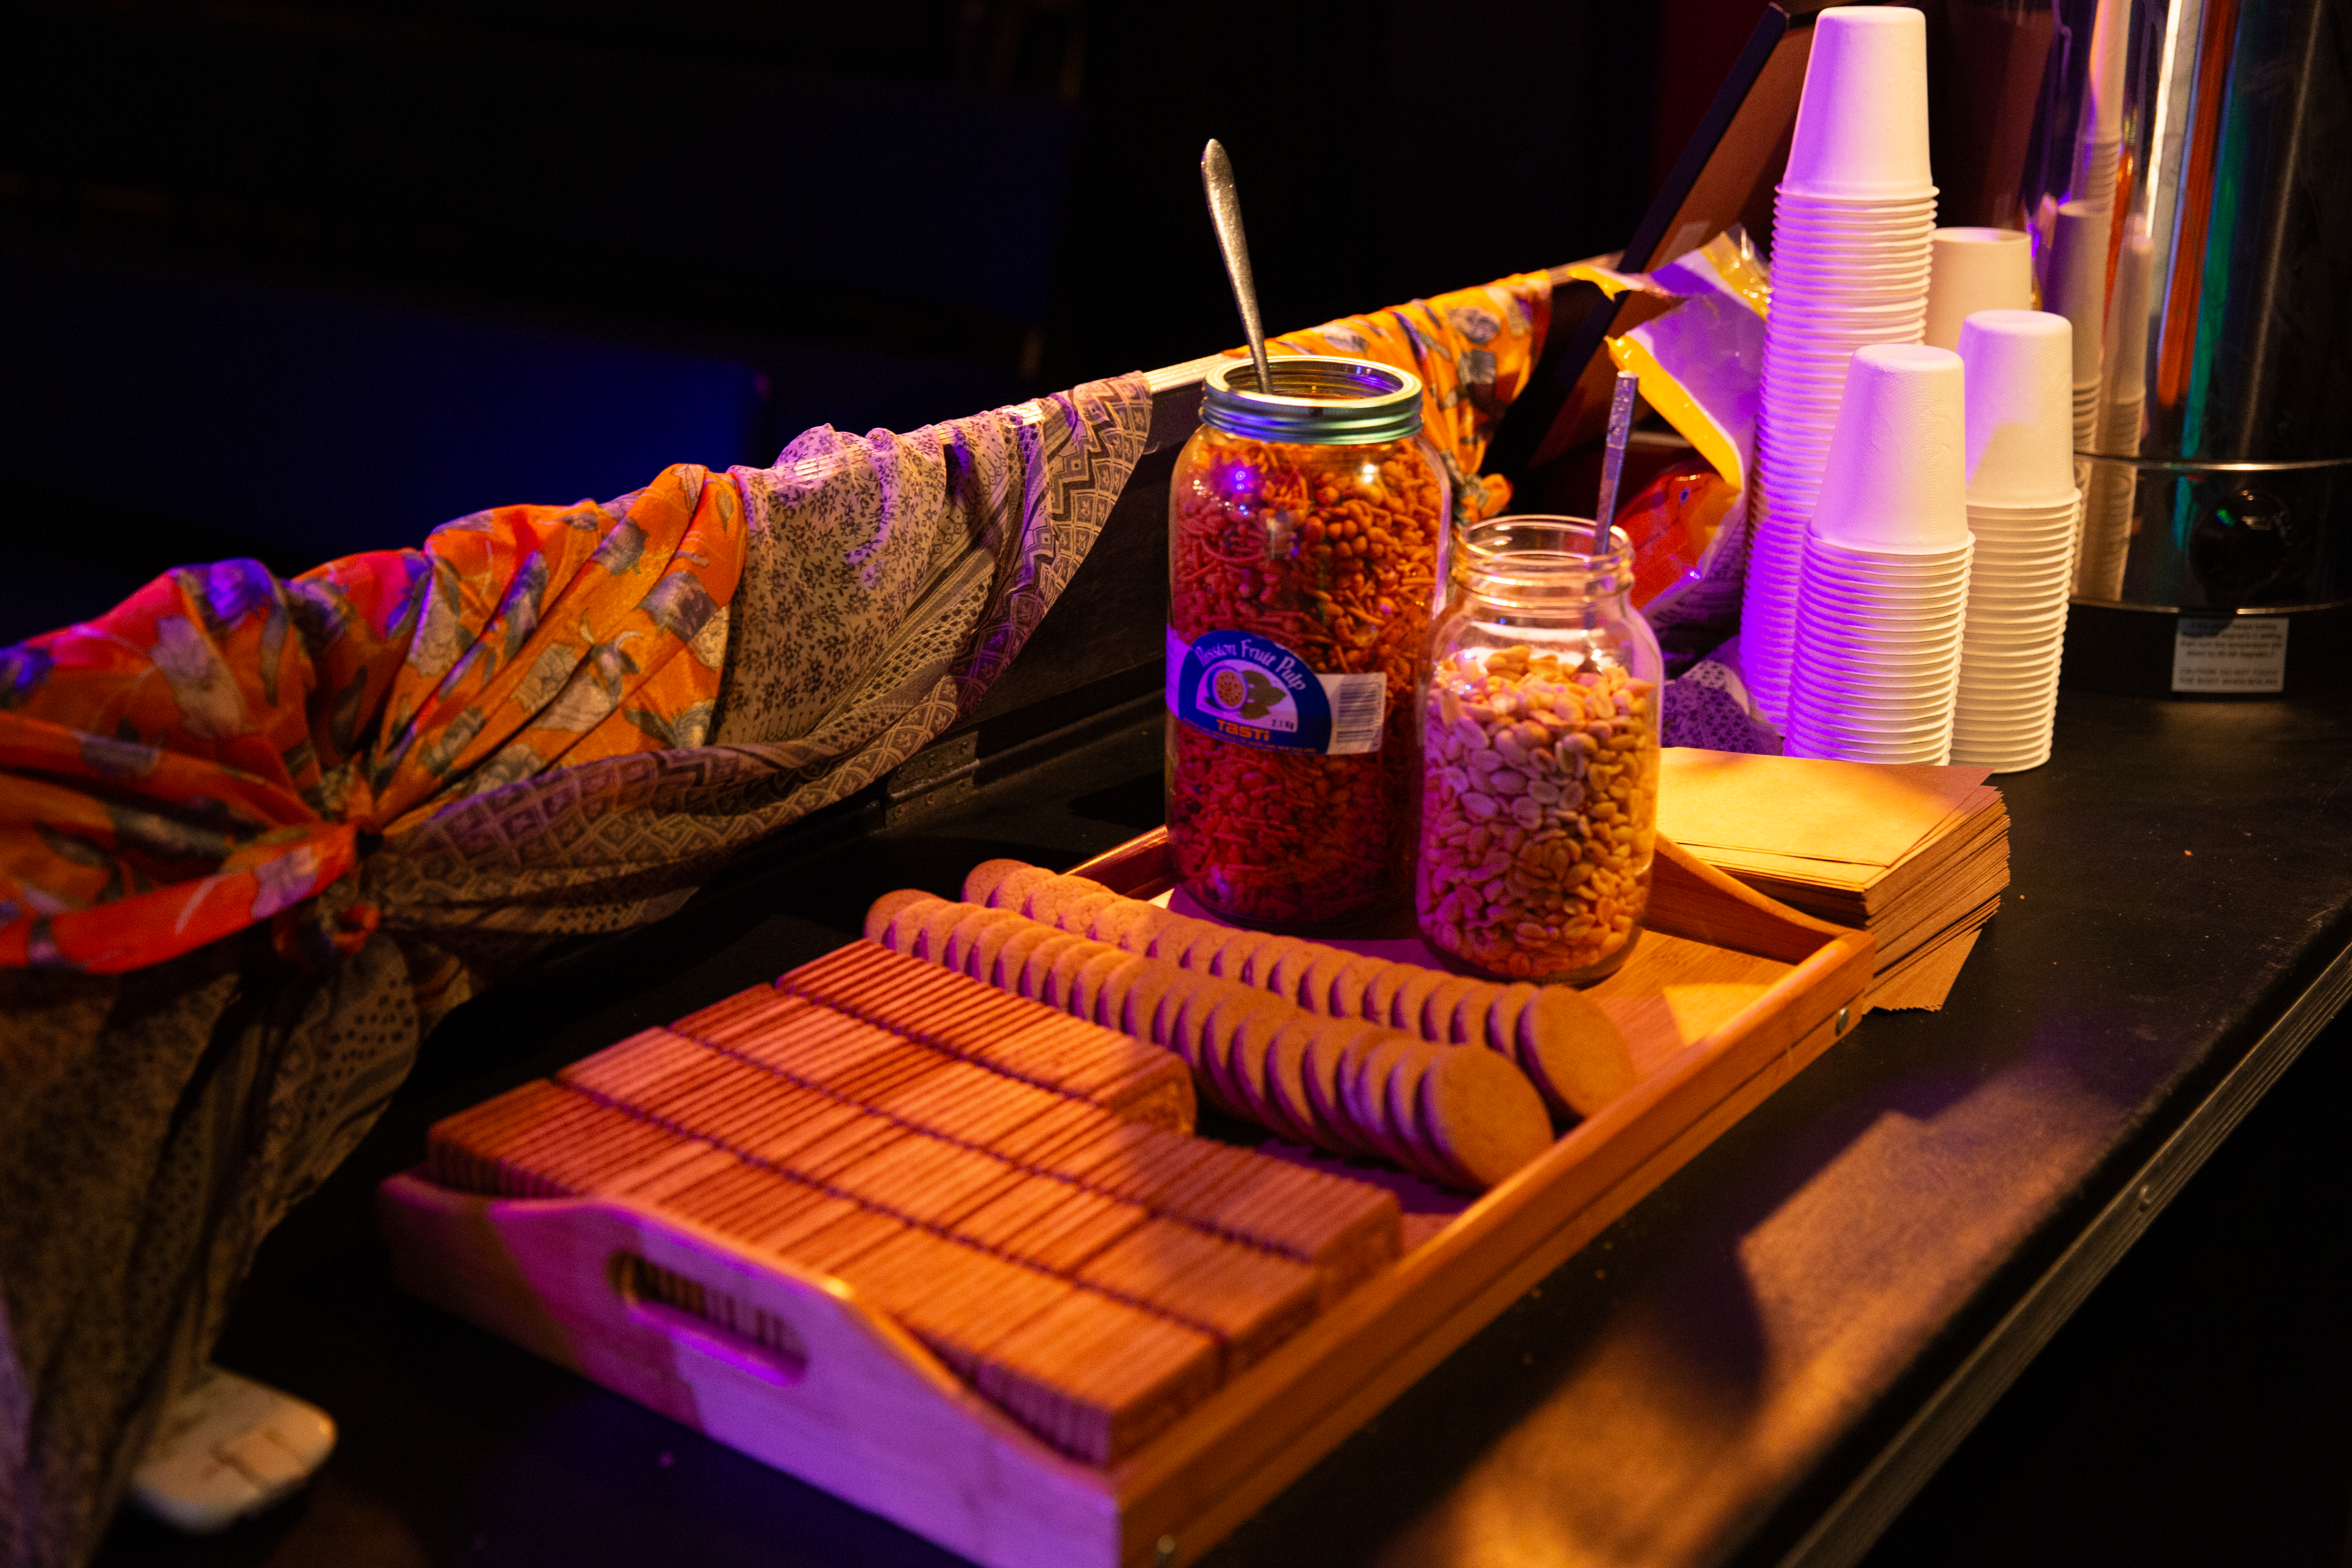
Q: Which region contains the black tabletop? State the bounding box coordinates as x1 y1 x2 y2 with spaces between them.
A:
96 688 2352 1568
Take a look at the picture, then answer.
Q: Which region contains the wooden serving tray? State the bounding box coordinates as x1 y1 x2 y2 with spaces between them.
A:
379 833 1874 1568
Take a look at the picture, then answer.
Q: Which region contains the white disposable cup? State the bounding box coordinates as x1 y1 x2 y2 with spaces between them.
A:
1925 229 2034 350
1810 345 1970 552
1805 572 1973 604
1781 8 1934 197
2047 202 2111 390
1970 548 2079 575
1800 621 1966 657
1976 600 2072 628
1803 716 1957 746
1804 702 1960 735
1776 187 1941 213
1958 309 2078 506
1963 625 2067 651
1773 261 1937 290
1968 569 2072 592
1809 547 1977 585
1969 509 2082 535
1971 553 2078 577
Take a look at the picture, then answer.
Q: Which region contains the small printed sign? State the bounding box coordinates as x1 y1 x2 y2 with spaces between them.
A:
1166 627 1387 754
2171 615 2289 693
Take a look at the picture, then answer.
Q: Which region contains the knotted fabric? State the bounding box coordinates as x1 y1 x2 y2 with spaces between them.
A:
0 373 1152 1568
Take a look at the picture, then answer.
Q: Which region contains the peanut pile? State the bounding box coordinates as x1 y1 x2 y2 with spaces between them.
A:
1415 646 1659 979
1168 425 1446 927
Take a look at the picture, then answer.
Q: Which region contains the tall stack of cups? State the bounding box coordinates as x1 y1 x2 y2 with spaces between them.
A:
1784 345 1973 764
1951 312 2079 771
2069 0 2130 218
1924 228 2034 351
1741 7 1937 726
2078 228 2156 599
2046 200 2109 477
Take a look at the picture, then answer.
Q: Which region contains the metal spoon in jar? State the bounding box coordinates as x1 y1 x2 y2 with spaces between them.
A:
1200 138 1274 395
1592 368 1641 556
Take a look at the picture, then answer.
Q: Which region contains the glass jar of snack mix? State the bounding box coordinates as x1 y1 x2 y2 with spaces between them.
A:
1416 517 1662 982
1166 356 1452 929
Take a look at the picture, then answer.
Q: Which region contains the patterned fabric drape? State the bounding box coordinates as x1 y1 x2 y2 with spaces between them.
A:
0 373 1153 1568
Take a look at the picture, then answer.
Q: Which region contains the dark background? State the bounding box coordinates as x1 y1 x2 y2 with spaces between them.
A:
0 0 1761 644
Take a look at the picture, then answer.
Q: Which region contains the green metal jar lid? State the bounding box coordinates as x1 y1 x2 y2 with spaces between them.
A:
1200 355 1425 446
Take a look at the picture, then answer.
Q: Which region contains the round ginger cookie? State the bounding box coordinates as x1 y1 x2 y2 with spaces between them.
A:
1388 965 1450 1036
1289 947 1351 1015
1263 1020 1323 1147
1264 940 1320 1006
961 859 1034 906
1344 1035 1424 1169
1089 956 1149 1028
1142 911 1204 962
964 913 1030 984
1170 921 1240 973
1086 898 1160 952
943 905 1016 975
1059 889 1121 935
1418 1046 1552 1189
1045 938 1113 1013
1070 948 1133 1024
1165 978 1232 1074
1385 1041 1474 1187
1118 963 1184 1044
988 922 1055 991
1208 989 1295 1136
1207 929 1277 982
1483 982 1541 1055
1451 981 1508 1046
1302 1022 1380 1157
910 899 971 964
1359 962 1415 1031
1241 935 1307 990
1015 930 1084 1002
1516 984 1638 1117
989 864 1056 914
878 891 946 954
1021 877 1097 930
864 888 933 945
1323 956 1388 1022
1420 975 1486 1043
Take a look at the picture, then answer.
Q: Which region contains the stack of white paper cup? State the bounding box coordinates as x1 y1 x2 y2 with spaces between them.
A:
1951 311 2079 772
2047 201 2109 473
1740 5 1938 728
2068 0 2129 215
1784 344 1973 764
1924 228 2034 350
2079 227 2156 599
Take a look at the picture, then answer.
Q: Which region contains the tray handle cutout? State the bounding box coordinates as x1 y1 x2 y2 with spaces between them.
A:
612 1251 809 1388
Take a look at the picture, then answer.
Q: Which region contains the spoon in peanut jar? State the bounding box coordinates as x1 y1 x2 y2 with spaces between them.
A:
1200 138 1274 394
1592 369 1641 557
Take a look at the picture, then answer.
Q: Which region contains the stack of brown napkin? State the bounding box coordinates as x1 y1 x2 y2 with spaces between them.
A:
1657 749 2007 1010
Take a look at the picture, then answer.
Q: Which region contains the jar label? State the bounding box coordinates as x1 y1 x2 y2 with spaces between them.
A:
1165 627 1386 755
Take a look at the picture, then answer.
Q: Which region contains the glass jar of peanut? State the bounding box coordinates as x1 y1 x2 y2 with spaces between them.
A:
1166 356 1451 929
1417 516 1662 982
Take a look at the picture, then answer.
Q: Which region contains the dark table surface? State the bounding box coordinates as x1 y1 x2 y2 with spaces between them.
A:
96 686 2352 1568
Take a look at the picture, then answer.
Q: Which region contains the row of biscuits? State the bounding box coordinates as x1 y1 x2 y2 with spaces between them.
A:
864 889 1554 1189
426 946 1405 1462
962 859 1639 1118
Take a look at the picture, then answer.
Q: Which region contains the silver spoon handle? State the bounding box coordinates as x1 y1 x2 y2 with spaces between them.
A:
1593 370 1640 553
1201 139 1273 394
